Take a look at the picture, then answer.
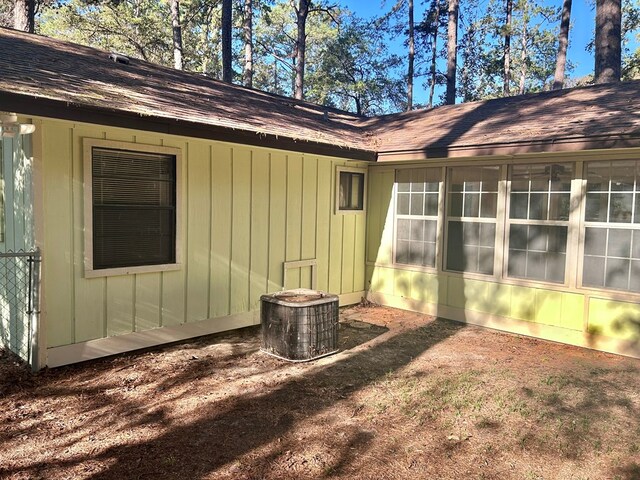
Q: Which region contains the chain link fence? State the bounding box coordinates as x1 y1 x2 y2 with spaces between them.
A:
0 250 41 370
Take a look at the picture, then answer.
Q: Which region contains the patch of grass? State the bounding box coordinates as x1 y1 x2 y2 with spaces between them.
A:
363 370 494 426
524 470 544 480
475 417 500 429
163 455 177 466
541 374 571 388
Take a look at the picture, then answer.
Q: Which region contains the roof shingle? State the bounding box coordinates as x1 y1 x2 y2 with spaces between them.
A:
2 27 640 159
363 82 640 157
0 27 372 153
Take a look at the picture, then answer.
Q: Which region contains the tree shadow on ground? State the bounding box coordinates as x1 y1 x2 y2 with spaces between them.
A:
1 317 463 479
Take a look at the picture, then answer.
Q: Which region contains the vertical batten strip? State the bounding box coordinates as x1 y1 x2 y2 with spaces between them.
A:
182 141 189 322
207 144 213 317
298 155 304 288
340 215 345 293
228 147 234 314
68 127 76 343
315 158 331 292
267 152 272 294
249 150 269 309
209 145 232 318
300 155 317 289
248 149 253 308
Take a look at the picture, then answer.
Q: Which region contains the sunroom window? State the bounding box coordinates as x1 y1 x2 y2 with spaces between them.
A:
445 166 499 274
395 168 440 267
506 163 572 283
582 160 640 292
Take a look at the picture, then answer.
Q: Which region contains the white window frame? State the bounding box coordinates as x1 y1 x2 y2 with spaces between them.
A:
381 151 640 300
335 165 367 215
392 166 443 270
83 138 183 278
577 158 640 294
442 165 502 277
503 162 574 286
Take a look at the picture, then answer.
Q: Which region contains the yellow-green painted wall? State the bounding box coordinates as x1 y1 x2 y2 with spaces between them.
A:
1 135 34 252
38 119 367 349
366 167 640 357
0 135 35 362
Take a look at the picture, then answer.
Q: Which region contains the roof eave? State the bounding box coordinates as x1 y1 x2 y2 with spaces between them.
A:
1 91 377 162
375 133 640 161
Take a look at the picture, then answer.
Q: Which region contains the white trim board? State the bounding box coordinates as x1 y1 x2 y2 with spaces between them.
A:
46 310 259 368
46 291 365 367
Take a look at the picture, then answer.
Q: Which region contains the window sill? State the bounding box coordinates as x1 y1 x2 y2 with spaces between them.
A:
84 262 181 278
335 208 366 216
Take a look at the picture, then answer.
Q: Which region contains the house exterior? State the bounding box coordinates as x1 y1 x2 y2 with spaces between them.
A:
0 27 638 368
364 88 640 359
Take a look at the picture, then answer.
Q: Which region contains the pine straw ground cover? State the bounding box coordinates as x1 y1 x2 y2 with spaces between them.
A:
1 305 639 480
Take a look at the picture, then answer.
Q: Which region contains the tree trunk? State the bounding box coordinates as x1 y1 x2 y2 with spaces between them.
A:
594 0 621 83
274 61 279 93
222 0 233 83
519 21 527 95
294 0 310 100
552 0 572 90
428 1 440 108
13 0 34 33
407 0 414 110
243 0 253 88
445 0 459 105
170 0 183 70
503 0 513 95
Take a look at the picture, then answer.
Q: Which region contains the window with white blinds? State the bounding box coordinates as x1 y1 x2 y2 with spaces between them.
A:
91 147 177 270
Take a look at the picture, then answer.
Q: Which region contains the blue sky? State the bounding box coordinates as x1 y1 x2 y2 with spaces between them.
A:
341 0 634 104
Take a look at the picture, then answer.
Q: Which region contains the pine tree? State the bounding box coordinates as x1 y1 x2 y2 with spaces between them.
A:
552 0 572 89
170 0 183 70
595 0 622 83
446 0 459 105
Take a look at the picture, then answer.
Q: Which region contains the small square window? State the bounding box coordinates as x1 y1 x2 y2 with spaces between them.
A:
336 167 366 213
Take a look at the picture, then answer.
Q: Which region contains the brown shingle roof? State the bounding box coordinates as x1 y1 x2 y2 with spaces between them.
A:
0 27 373 157
1 27 640 160
364 82 640 158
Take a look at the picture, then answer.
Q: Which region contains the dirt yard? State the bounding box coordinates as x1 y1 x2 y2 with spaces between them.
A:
1 305 639 480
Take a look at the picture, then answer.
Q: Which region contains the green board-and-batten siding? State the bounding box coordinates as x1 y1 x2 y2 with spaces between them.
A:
39 119 367 355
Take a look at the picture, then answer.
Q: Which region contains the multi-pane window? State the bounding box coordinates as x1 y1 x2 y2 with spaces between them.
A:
582 160 640 292
91 146 177 270
445 166 499 274
388 159 640 295
506 163 572 283
395 168 440 268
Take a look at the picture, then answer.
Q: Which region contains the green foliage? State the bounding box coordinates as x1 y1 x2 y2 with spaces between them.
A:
252 1 340 98
415 0 449 104
39 0 173 64
622 0 640 79
310 15 405 114
456 0 563 101
4 0 636 112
